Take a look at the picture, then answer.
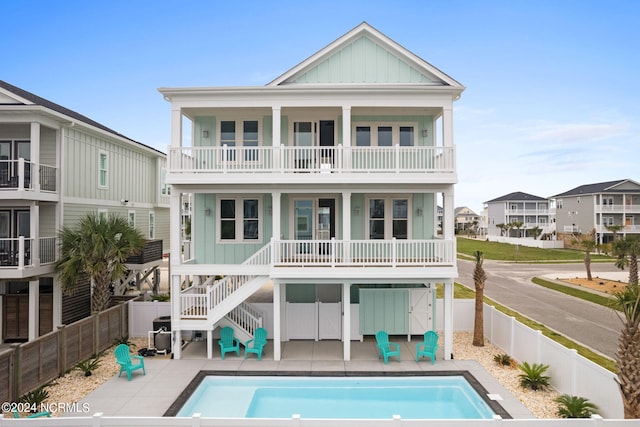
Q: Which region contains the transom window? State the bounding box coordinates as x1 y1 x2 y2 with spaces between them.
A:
354 124 416 147
219 197 261 242
219 120 260 161
368 197 409 240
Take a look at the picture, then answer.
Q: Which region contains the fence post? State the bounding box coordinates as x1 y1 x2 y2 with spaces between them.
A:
119 301 127 339
11 343 20 402
58 325 67 376
536 330 543 364
93 312 100 356
570 348 579 395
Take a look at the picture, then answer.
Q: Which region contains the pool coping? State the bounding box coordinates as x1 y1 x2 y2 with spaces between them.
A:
164 370 512 419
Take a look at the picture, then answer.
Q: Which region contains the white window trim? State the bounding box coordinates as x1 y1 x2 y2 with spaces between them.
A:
128 210 136 228
217 196 262 243
217 119 262 148
98 150 108 189
97 209 108 222
352 122 418 147
365 195 411 240
149 211 155 239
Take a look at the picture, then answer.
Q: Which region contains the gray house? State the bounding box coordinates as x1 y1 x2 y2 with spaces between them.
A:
0 80 169 343
552 179 640 244
485 191 553 238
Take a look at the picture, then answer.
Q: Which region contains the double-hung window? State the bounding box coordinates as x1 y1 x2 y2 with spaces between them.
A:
219 120 260 162
98 151 108 188
219 197 261 242
368 197 410 240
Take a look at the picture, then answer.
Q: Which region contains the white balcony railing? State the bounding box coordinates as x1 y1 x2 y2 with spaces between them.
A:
273 238 454 267
596 204 640 214
0 159 58 192
168 145 455 175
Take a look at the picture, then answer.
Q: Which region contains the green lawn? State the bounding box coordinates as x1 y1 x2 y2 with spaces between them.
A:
456 237 613 262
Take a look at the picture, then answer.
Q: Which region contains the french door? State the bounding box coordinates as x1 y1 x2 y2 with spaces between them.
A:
292 120 335 170
293 198 335 255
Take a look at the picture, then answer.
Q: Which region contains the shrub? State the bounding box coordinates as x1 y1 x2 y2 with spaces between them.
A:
113 336 132 346
151 294 170 302
518 361 551 391
493 353 514 367
75 356 101 377
19 386 49 412
555 394 599 418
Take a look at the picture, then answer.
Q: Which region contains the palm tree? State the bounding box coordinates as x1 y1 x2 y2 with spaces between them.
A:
613 236 640 287
55 213 146 312
612 284 640 418
572 229 597 281
510 221 524 238
473 250 487 347
605 224 624 242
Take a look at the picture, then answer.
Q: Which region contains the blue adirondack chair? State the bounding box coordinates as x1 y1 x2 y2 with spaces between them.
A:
416 330 439 364
375 330 401 364
115 343 146 381
218 326 241 359
244 327 267 360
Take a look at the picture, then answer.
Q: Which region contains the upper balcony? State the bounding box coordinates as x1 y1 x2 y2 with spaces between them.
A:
0 159 58 201
166 145 456 186
595 204 640 214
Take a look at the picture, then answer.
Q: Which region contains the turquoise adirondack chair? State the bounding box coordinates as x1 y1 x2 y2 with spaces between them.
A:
416 330 439 364
218 326 241 359
115 343 146 381
375 330 401 364
13 411 51 418
244 327 267 360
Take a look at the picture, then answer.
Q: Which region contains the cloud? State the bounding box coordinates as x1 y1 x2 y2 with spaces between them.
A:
520 121 629 143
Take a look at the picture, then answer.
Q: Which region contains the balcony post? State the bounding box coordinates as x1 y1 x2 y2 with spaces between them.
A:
18 236 25 269
392 237 397 267
342 106 351 171
17 158 24 190
342 192 352 263
272 107 281 170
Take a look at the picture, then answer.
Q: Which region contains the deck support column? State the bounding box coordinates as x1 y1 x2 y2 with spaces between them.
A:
207 330 213 359
28 280 39 341
342 282 351 361
443 280 454 360
273 280 282 361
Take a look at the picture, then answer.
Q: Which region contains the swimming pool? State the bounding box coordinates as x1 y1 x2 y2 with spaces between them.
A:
173 374 503 419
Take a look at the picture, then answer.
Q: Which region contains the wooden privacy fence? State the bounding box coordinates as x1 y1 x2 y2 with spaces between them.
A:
0 301 129 404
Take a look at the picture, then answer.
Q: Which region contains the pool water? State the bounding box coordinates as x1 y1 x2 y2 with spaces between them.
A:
177 376 497 419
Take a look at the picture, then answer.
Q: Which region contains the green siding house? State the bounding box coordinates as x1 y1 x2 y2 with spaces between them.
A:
160 22 464 361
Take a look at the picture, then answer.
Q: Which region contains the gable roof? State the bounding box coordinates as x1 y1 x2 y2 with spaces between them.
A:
455 206 478 216
552 179 640 198
268 22 464 90
485 191 549 204
0 80 164 155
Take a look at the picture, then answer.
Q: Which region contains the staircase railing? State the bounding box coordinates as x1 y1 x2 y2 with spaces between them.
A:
179 243 271 320
226 302 263 336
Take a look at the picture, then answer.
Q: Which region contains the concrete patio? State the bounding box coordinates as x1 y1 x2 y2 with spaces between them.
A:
69 339 533 419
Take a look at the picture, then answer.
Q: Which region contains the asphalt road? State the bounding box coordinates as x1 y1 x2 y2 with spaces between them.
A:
456 259 623 359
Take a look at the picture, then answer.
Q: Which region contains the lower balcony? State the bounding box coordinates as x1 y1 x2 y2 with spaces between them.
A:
174 238 456 281
0 160 58 200
0 236 57 279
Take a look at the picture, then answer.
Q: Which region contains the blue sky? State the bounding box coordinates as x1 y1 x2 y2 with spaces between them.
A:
3 0 638 213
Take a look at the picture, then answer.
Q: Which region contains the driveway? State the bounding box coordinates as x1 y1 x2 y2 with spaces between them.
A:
456 259 623 359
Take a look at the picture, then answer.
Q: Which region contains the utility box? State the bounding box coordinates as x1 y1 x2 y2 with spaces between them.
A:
153 316 171 352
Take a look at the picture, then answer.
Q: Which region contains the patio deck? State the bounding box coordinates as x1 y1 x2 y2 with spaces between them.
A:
70 339 534 419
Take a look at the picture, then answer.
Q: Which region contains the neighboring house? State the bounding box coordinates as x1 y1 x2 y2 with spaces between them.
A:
160 22 464 361
552 179 640 244
0 80 169 343
485 192 554 239
454 206 479 234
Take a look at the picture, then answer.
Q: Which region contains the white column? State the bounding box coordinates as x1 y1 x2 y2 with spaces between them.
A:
273 280 282 361
443 190 455 241
342 282 351 361
342 192 351 262
272 192 281 241
272 107 281 170
28 280 39 341
30 203 39 266
443 280 454 360
442 106 453 147
342 107 351 147
30 123 41 191
171 275 182 359
171 108 182 148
